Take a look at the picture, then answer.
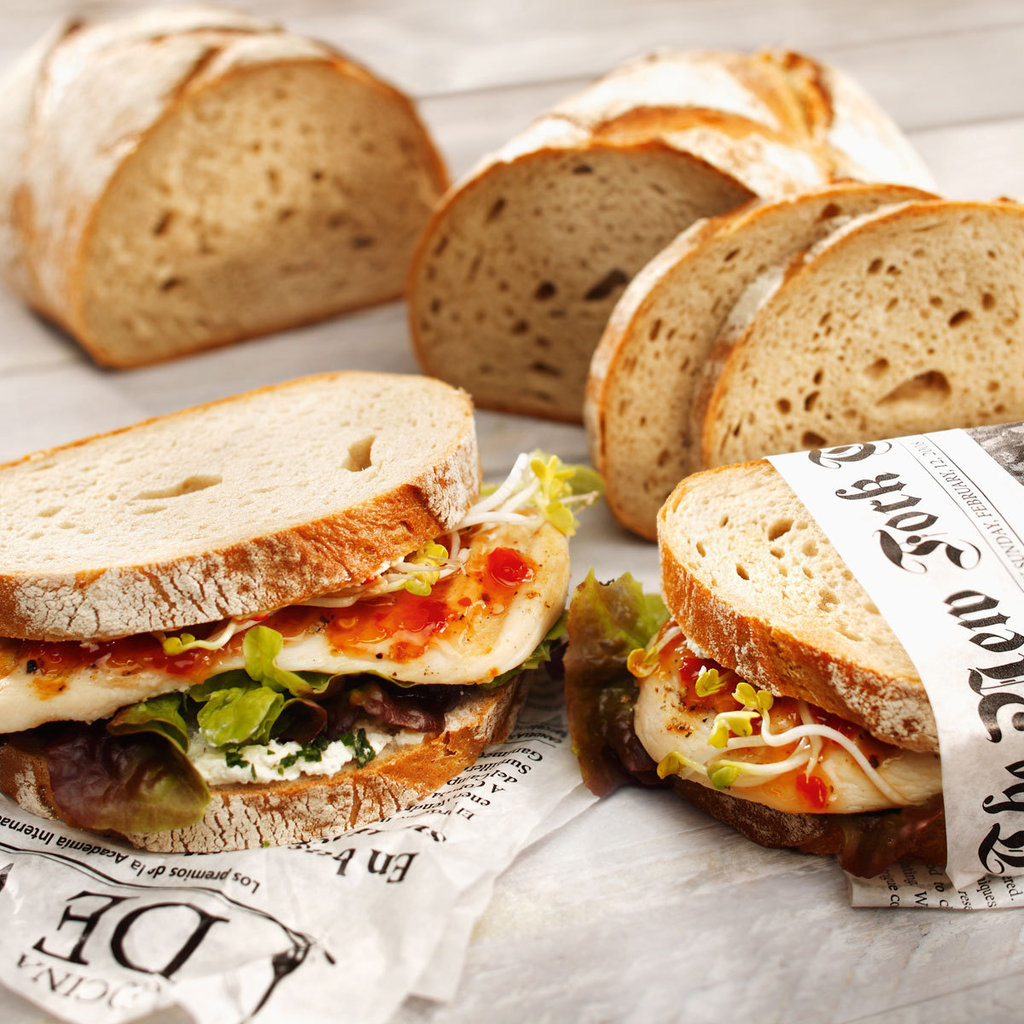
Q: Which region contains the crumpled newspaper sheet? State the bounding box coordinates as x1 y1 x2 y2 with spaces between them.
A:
0 677 594 1024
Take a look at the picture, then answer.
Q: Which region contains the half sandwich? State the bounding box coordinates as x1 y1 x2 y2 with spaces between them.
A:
565 459 943 877
0 372 581 852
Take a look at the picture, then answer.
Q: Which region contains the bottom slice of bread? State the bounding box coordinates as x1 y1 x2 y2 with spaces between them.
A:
0 679 527 853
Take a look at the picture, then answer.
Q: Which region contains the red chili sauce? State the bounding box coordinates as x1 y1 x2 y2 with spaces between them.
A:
660 638 875 812
15 630 226 691
10 540 540 687
322 545 538 662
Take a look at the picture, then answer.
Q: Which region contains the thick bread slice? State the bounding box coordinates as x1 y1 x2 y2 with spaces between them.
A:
408 49 932 424
0 372 479 642
698 199 1024 468
0 6 447 367
0 677 527 853
667 776 947 871
671 777 848 850
657 460 936 752
586 182 936 539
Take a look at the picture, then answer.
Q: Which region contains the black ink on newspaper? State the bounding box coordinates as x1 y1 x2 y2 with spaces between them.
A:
769 424 1024 903
0 676 594 1023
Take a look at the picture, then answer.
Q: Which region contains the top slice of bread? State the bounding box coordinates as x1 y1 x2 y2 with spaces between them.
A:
0 6 447 367
658 459 936 752
0 372 479 642
408 48 933 424
586 182 936 539
697 199 1024 468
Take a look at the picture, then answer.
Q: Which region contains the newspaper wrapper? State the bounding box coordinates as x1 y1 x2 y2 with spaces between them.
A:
848 862 1024 909
0 674 595 1023
769 423 1024 903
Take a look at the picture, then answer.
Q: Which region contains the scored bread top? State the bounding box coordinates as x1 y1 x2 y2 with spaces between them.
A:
657 459 937 752
697 198 1024 469
585 181 936 539
0 372 479 642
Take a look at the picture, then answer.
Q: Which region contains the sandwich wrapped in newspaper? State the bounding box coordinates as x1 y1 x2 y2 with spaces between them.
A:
565 421 1024 906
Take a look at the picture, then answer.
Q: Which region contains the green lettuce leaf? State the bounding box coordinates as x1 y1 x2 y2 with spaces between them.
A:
197 684 285 747
107 692 190 752
563 571 668 796
188 670 253 702
178 627 335 748
243 625 333 696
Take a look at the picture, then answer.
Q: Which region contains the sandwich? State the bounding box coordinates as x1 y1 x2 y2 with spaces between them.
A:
565 459 944 877
0 372 591 852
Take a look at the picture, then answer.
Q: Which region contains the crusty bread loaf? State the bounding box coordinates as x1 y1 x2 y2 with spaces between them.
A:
0 372 479 642
0 676 527 852
408 48 933 423
0 6 447 367
657 459 936 752
698 198 1024 468
586 182 936 539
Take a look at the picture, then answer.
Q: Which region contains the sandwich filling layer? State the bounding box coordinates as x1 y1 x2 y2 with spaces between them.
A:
632 622 942 815
0 517 568 732
0 453 593 837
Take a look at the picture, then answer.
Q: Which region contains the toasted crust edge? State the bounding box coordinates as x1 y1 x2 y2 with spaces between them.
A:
0 676 528 852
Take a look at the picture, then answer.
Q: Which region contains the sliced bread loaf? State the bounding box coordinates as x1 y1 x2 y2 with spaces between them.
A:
586 182 936 539
697 199 1024 468
658 459 935 752
0 372 478 641
0 6 447 367
408 48 933 423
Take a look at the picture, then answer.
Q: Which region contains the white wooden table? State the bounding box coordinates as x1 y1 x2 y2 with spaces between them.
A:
1 1 1023 1021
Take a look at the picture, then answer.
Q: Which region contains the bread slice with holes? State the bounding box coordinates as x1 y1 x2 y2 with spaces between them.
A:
0 371 479 642
0 371 574 850
697 198 1024 468
658 459 933 751
408 48 933 423
0 6 447 367
586 182 936 539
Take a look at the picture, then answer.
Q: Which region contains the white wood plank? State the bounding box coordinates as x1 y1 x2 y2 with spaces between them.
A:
0 365 146 461
3 1 1024 120
911 118 1024 200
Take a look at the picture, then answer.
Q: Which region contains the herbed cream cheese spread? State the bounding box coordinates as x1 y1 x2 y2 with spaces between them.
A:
188 728 425 786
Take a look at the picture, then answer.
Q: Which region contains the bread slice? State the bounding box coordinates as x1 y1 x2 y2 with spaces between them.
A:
586 182 936 539
0 676 527 852
697 199 1024 468
657 459 936 752
0 372 479 642
408 48 933 423
0 7 447 367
